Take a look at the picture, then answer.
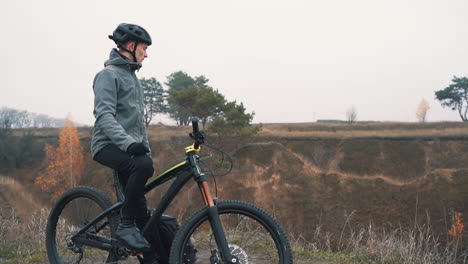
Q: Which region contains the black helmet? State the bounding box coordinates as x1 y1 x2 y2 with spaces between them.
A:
109 23 152 46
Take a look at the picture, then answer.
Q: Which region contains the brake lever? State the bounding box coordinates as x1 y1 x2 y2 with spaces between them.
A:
190 131 205 144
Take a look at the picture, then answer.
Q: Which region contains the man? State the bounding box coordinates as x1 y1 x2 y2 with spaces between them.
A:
91 23 153 252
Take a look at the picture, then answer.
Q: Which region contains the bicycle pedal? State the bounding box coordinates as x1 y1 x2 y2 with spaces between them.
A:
119 245 144 257
113 239 132 251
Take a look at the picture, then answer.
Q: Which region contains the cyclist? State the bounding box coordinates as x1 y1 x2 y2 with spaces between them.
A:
91 23 153 252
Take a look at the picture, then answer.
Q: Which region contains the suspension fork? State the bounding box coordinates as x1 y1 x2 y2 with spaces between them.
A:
187 152 238 264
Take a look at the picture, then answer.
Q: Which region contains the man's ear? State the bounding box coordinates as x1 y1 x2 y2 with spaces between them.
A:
124 41 136 51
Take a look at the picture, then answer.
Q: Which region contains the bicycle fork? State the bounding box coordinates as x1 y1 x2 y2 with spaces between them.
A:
201 183 239 264
189 154 238 264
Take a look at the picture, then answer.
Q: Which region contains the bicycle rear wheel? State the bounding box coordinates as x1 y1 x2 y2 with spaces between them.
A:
46 186 119 264
169 200 293 264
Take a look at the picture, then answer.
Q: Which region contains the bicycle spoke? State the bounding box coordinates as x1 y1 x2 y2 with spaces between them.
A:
46 187 118 264
183 211 280 263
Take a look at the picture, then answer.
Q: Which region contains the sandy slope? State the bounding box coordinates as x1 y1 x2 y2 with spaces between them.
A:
0 175 43 223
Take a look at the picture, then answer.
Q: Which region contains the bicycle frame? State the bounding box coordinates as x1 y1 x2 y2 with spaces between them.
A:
71 147 236 263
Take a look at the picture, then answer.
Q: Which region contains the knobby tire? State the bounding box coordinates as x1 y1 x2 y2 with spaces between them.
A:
169 200 293 264
46 186 119 264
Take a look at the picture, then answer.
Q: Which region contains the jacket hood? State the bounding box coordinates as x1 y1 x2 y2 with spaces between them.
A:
104 48 141 71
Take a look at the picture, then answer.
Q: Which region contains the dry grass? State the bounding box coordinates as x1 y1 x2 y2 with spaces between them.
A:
1 205 466 263
13 121 468 141
0 175 48 263
291 213 468 264
0 175 43 223
0 208 48 263
259 122 468 139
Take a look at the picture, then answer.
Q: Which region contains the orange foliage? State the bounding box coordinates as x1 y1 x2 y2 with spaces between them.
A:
35 118 84 199
416 99 430 123
448 211 465 239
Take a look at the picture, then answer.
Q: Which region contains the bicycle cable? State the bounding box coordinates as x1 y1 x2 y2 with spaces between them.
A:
198 140 233 198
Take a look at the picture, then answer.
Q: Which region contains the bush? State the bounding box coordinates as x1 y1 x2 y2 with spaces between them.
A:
0 129 44 174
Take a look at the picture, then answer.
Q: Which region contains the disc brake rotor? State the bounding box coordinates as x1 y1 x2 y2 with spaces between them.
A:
211 244 248 264
229 244 248 264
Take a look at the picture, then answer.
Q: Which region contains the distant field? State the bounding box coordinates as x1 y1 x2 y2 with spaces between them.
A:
14 121 468 141
257 121 468 139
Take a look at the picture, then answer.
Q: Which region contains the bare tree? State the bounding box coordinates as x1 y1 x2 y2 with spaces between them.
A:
0 107 65 128
416 99 430 123
0 108 19 129
346 106 357 123
16 111 31 128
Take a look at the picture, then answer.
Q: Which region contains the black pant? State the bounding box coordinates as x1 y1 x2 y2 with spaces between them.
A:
94 144 154 220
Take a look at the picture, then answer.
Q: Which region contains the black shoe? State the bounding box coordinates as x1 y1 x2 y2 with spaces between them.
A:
115 219 150 251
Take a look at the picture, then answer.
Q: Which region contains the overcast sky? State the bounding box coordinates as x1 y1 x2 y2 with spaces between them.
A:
2 0 468 125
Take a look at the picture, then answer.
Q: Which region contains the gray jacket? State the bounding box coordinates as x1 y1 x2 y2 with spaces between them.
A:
91 49 151 158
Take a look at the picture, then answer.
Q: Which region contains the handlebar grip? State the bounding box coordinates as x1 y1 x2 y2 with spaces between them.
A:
191 118 201 149
192 118 199 134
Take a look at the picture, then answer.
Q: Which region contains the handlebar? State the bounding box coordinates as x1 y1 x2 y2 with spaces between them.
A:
192 117 200 134
190 118 204 150
188 118 233 177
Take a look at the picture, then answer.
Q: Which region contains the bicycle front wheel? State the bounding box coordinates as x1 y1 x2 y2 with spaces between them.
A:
46 186 119 264
170 200 293 264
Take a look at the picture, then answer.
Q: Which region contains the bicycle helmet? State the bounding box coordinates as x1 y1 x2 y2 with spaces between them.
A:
109 23 152 63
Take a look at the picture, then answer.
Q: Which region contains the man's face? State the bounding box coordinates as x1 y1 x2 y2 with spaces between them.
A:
123 41 149 64
135 42 149 64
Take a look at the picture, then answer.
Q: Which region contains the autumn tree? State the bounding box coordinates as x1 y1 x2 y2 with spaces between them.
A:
448 211 465 239
35 118 84 199
416 99 430 123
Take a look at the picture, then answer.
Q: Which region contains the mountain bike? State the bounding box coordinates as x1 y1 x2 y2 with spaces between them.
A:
45 118 293 263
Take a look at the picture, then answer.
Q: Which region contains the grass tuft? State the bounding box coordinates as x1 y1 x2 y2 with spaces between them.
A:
291 221 468 264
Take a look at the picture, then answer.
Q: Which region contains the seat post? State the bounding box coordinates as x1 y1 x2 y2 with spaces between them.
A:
113 170 125 202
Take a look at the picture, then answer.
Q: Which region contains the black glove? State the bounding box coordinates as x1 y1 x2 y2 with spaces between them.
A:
127 142 150 156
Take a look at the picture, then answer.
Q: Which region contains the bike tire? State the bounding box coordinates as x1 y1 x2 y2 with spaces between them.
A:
46 186 120 264
169 200 293 264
